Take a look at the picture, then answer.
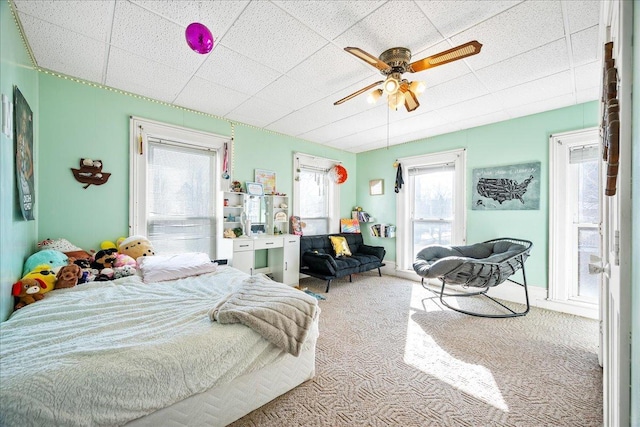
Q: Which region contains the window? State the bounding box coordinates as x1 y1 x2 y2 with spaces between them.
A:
549 128 600 310
293 153 340 235
130 117 229 258
396 149 466 276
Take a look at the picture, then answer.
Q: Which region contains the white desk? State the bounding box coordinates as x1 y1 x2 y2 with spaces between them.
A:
220 234 300 286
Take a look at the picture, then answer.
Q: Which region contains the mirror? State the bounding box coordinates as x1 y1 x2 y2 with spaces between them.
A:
369 179 384 195
245 195 266 234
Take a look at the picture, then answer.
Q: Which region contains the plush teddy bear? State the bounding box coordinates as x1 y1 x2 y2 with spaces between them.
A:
55 264 82 289
23 264 57 294
12 277 47 310
23 249 68 277
118 235 155 261
90 248 118 270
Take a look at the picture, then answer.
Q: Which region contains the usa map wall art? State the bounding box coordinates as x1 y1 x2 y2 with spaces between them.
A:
472 161 541 210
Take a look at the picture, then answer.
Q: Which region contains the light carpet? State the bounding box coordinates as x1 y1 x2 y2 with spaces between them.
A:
230 273 602 426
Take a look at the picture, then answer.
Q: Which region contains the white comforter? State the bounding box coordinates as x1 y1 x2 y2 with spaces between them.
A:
0 267 312 427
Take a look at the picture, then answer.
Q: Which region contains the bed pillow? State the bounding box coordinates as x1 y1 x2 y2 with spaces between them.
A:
329 236 352 257
138 252 217 283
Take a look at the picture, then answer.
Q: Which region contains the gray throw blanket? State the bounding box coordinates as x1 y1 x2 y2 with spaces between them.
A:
209 276 319 356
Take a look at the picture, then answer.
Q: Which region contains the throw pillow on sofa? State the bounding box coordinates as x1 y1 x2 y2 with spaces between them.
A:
329 236 352 257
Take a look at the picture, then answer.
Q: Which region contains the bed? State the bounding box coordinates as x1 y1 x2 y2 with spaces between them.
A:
0 262 319 427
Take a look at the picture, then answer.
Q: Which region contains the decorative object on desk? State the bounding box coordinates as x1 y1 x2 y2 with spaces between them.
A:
369 179 384 195
246 181 264 196
280 203 288 209
71 158 111 189
328 164 348 184
472 161 540 210
230 180 243 192
254 169 276 194
14 86 34 220
274 211 287 222
233 227 243 237
223 228 236 238
185 22 214 54
340 218 360 233
290 216 305 236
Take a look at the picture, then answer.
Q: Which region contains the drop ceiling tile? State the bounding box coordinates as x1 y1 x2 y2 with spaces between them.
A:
415 0 522 38
564 0 601 33
227 97 294 129
423 72 489 111
265 109 324 137
287 44 378 95
132 0 249 42
571 26 600 66
437 94 505 123
574 61 600 92
576 87 599 104
196 45 282 96
505 93 576 119
451 1 565 70
110 1 206 74
333 2 440 58
475 39 569 92
255 75 325 110
494 71 573 110
174 76 251 118
273 1 385 40
17 14 106 83
13 0 114 41
220 1 328 74
105 47 191 103
389 110 449 135
453 111 511 131
299 105 388 142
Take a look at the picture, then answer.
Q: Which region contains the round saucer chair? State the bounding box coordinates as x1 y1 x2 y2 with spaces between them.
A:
413 238 533 318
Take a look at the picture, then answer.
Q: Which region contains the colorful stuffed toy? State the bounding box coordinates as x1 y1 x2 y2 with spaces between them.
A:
90 248 118 270
12 278 47 310
118 235 155 261
114 253 136 268
55 264 82 289
23 264 57 294
113 265 136 279
23 249 69 277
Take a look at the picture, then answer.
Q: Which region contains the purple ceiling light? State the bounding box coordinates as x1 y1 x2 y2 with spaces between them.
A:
185 22 214 54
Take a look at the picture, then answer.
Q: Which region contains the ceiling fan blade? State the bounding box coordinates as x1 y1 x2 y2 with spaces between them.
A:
409 40 482 73
344 47 391 72
334 80 384 105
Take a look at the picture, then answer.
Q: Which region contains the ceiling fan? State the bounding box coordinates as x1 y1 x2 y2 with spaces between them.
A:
334 40 482 112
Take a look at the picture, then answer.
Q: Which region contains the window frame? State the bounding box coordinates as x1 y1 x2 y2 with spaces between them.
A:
129 116 230 256
292 152 340 235
395 148 466 278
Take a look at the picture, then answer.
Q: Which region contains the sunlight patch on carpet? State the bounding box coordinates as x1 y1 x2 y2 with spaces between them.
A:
403 310 509 412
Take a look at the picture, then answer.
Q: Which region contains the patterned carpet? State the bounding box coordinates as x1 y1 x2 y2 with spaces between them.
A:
230 273 602 426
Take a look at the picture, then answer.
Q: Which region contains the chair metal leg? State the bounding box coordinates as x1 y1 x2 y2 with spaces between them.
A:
422 257 530 318
377 267 382 277
325 279 331 293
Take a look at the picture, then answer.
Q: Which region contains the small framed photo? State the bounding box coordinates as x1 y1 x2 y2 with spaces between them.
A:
369 179 384 196
254 169 276 194
246 182 264 196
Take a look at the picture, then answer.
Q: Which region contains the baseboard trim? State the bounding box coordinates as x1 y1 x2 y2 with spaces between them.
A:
385 267 597 320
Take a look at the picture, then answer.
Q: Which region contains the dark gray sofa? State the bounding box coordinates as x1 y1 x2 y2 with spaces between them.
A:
300 233 385 292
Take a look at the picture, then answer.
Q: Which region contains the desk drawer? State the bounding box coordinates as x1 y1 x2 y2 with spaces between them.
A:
254 238 283 250
233 240 254 252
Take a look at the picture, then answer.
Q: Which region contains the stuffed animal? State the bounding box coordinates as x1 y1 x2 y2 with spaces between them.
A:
223 228 236 238
23 249 68 276
113 265 136 279
114 253 136 268
91 248 118 270
23 264 57 294
37 238 93 261
55 264 82 289
94 267 114 282
118 235 155 260
12 277 47 310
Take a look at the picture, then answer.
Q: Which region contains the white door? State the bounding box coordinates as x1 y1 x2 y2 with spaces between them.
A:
599 1 631 424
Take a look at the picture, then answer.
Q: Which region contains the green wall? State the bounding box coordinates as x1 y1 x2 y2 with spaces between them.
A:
356 102 599 288
0 0 40 322
36 72 356 252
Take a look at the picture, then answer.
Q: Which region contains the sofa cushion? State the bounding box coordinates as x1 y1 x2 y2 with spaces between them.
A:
329 236 352 257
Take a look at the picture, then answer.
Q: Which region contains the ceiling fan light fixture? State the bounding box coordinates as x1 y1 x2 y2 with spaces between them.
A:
388 91 405 110
367 89 383 104
383 76 400 95
409 80 426 94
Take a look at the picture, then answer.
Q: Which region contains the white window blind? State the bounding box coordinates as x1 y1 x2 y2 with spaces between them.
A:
569 145 599 164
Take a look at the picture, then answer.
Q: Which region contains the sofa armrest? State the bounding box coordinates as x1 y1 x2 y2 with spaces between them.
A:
358 244 386 261
302 251 338 275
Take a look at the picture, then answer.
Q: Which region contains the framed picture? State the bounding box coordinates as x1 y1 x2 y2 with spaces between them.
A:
369 179 384 196
14 86 34 221
246 181 264 196
254 169 276 194
472 161 541 210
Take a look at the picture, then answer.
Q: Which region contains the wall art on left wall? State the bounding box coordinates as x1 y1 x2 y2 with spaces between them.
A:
14 86 34 221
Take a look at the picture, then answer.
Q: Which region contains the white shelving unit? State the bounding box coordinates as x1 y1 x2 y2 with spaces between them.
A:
265 194 289 235
222 191 246 233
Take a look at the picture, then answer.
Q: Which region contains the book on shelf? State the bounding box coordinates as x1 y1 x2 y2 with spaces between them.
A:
369 224 396 238
352 210 371 222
